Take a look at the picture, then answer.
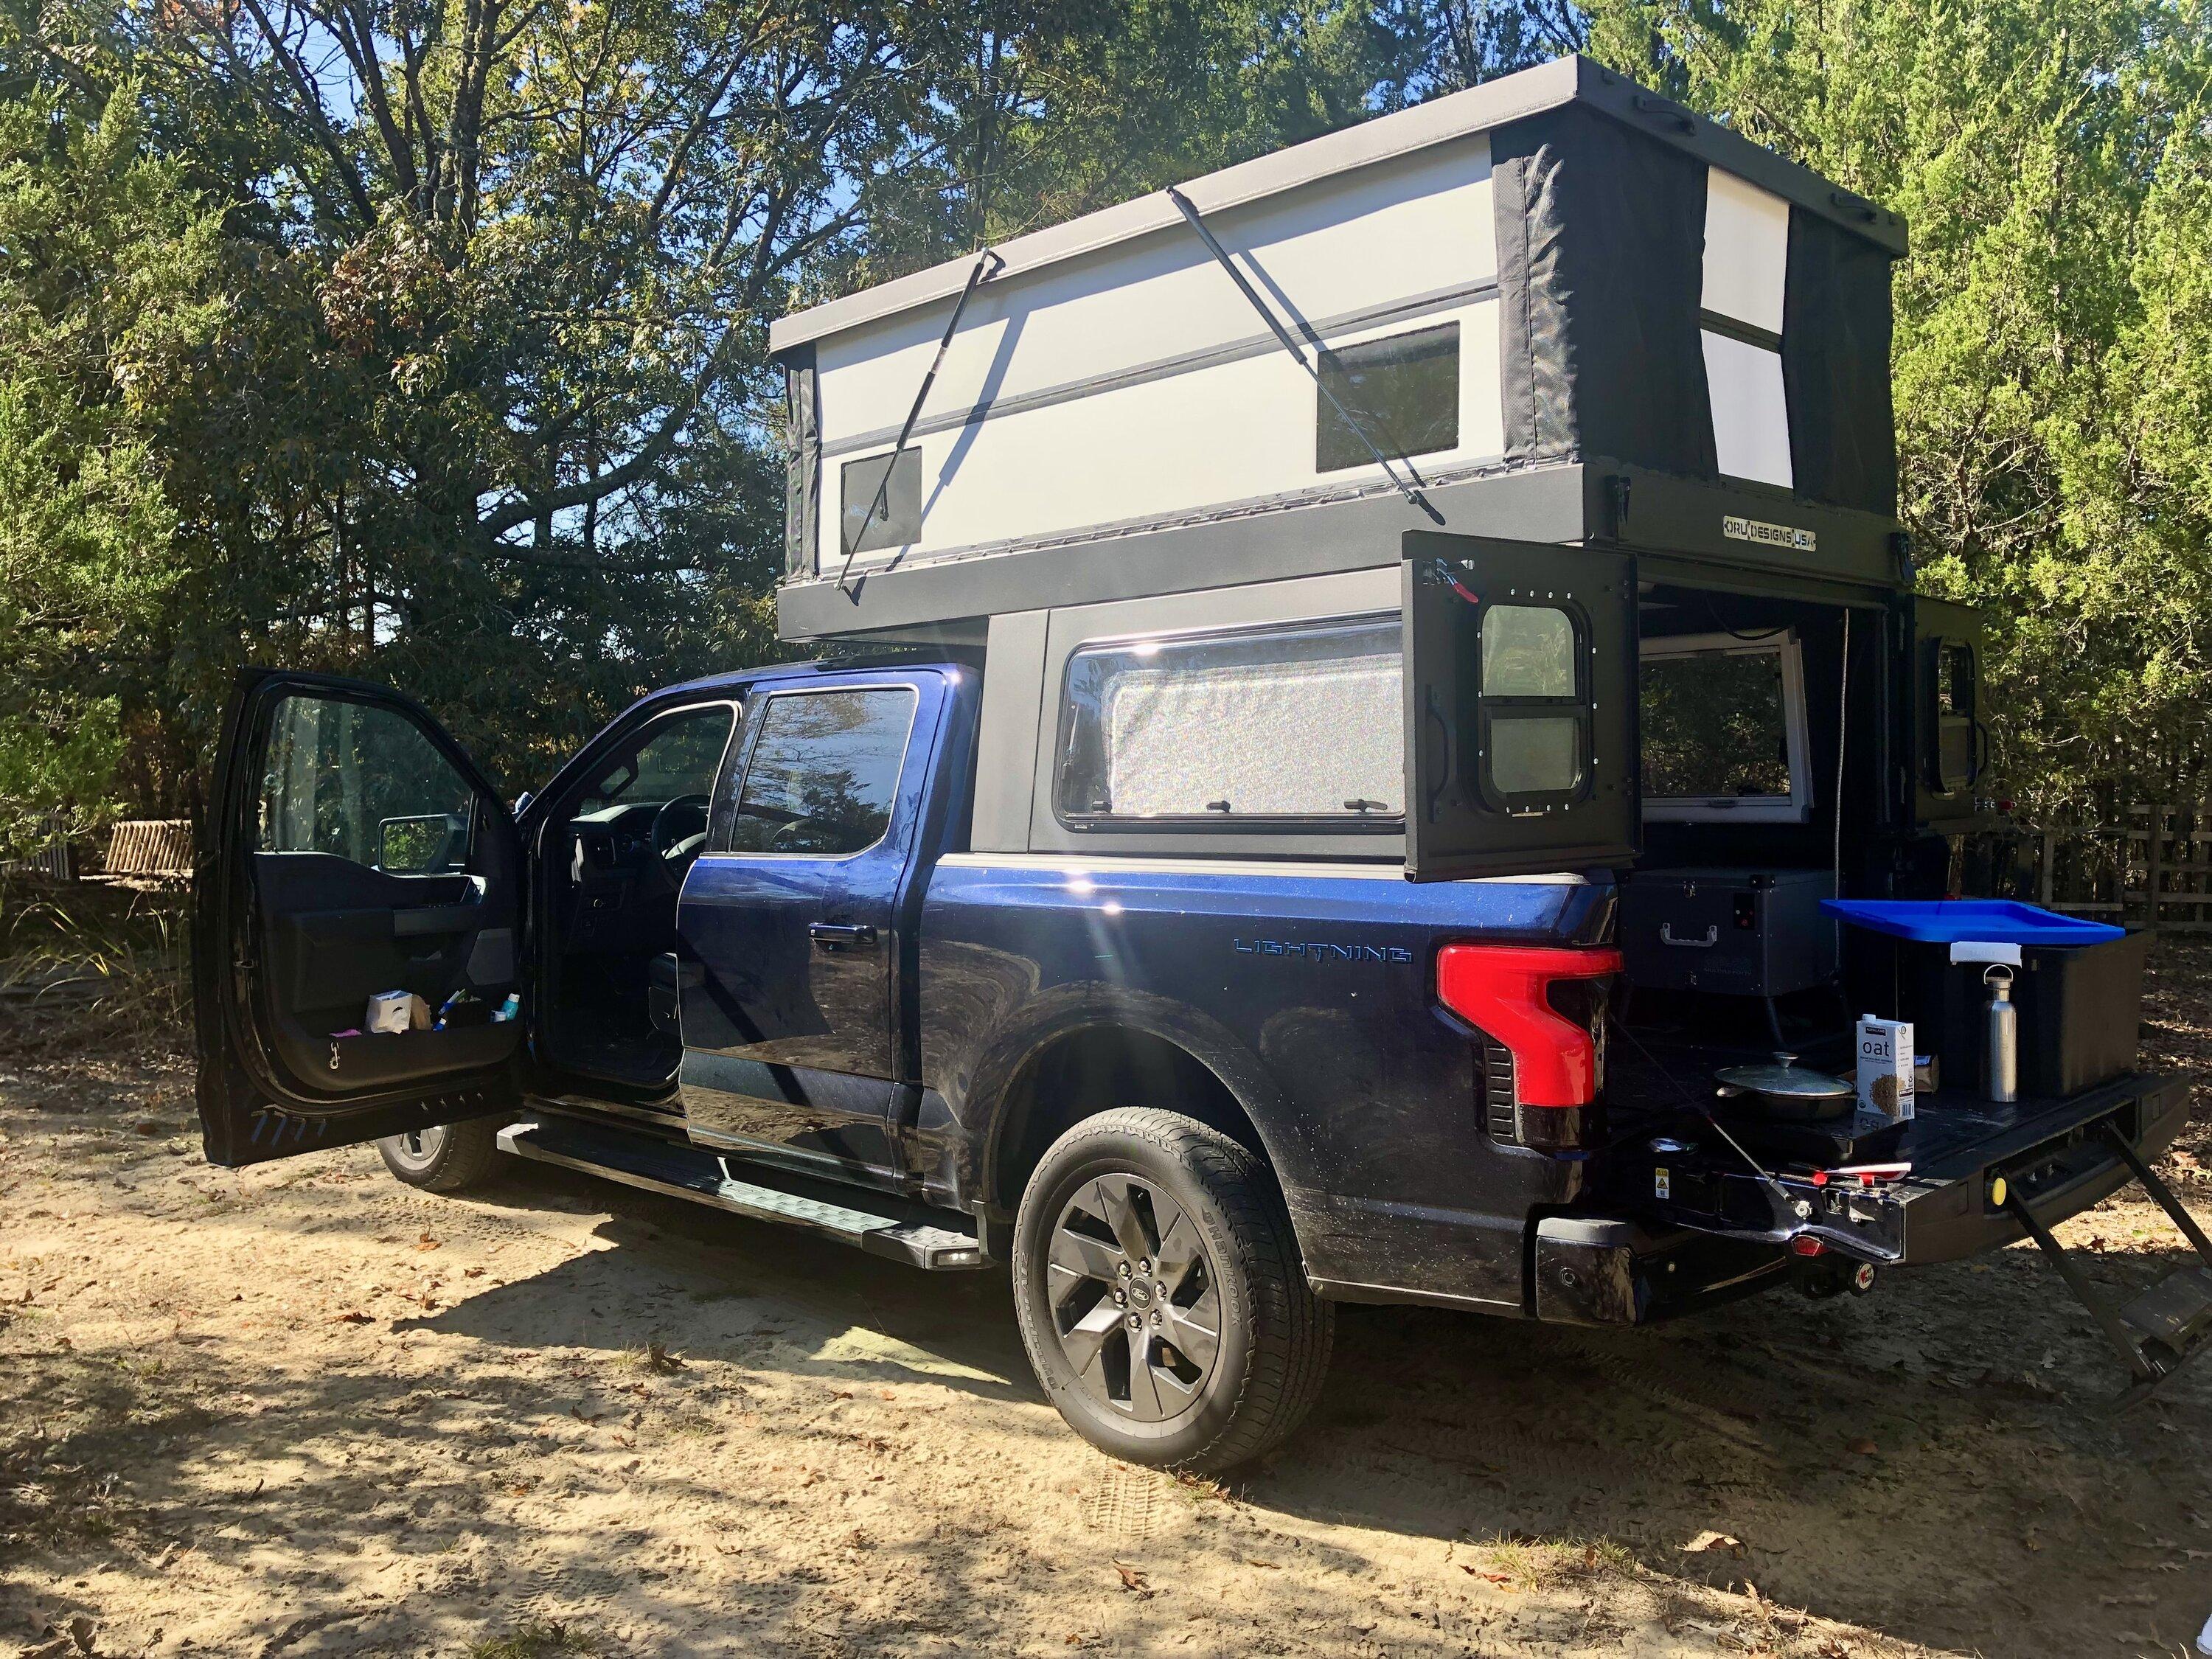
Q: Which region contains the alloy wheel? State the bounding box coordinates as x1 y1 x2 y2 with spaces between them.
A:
1046 1173 1223 1422
383 1124 448 1173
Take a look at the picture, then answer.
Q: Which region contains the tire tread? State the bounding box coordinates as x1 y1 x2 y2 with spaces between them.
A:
380 1116 502 1193
1013 1107 1334 1474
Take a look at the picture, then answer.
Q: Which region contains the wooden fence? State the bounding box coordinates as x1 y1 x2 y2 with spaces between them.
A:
101 819 194 879
2028 803 2212 933
0 811 73 881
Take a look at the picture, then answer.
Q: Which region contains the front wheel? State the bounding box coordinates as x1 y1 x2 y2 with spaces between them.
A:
1010 1108 1333 1473
377 1117 503 1193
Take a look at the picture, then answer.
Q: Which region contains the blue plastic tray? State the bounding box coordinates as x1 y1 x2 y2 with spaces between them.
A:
1818 898 2125 947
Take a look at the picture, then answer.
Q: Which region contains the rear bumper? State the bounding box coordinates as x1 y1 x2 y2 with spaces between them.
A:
1531 1069 2193 1324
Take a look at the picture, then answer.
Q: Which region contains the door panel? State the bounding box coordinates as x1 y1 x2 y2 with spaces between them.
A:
1402 532 1638 881
1900 596 1986 828
194 671 524 1168
676 678 941 1181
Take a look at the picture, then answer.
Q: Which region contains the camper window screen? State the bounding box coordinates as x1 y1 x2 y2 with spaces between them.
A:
839 447 922 557
1476 604 1588 806
1316 324 1460 474
1057 619 1402 826
1639 633 1810 821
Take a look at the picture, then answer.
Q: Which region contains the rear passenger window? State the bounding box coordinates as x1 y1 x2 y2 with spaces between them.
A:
715 689 917 856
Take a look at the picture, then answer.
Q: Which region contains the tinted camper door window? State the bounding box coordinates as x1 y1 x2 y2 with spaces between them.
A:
839 448 922 557
1478 605 1587 804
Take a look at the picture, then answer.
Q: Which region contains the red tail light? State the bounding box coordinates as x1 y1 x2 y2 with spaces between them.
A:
1435 944 1623 1108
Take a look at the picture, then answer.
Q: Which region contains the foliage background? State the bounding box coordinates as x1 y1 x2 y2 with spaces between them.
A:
0 0 2205 847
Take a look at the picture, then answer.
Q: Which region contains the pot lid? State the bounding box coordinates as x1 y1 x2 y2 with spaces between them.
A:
1714 1054 1854 1100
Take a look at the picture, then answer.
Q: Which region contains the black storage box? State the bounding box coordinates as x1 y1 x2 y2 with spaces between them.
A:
1905 928 2149 1099
1620 868 1837 997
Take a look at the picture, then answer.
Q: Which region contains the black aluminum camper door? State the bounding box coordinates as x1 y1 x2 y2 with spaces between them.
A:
1901 595 1987 828
1401 532 1638 882
192 669 524 1169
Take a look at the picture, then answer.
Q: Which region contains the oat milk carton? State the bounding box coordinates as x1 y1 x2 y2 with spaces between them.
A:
1856 1015 1916 1120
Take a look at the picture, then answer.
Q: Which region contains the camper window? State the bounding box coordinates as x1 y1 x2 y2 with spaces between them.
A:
1638 630 1811 822
1316 323 1459 474
1475 603 1588 806
840 447 922 557
1055 617 1402 827
1933 639 1977 791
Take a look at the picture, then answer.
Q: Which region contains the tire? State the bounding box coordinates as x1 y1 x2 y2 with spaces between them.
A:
1010 1108 1334 1474
377 1117 504 1193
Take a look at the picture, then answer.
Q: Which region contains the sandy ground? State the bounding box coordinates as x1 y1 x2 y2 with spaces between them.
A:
2 966 2211 1658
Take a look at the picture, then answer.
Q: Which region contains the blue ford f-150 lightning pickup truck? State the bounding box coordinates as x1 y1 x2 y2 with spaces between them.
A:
192 640 2205 1471
190 57 2212 1470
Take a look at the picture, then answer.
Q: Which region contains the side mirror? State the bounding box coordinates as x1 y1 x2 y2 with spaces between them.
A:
513 790 535 817
378 814 453 872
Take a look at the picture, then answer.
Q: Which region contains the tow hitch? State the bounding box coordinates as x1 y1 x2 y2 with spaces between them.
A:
2006 1123 2212 1412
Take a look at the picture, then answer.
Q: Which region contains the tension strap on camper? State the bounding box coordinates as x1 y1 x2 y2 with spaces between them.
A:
1164 186 1444 526
2003 1121 2212 1411
836 244 1006 594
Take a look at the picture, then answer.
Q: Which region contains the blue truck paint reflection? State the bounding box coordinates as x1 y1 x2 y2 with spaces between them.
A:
910 850 1613 1308
658 659 1618 1312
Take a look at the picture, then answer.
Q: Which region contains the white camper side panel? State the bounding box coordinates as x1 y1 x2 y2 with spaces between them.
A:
813 137 1501 571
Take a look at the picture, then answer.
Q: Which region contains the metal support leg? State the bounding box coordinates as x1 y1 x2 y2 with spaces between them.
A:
2101 1123 2212 1266
2004 1191 2160 1382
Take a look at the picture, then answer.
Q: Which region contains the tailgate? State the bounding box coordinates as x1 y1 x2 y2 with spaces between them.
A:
1885 1071 2191 1264
1635 1070 2191 1267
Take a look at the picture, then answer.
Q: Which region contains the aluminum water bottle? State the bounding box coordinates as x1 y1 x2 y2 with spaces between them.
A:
1983 964 2018 1103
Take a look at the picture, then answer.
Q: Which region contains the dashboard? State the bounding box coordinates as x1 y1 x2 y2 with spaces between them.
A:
570 802 664 878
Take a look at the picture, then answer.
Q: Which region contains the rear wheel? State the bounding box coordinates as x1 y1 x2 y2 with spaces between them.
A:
1010 1108 1332 1473
377 1118 502 1193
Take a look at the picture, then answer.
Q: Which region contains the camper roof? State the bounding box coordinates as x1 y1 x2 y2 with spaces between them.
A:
769 55 1905 359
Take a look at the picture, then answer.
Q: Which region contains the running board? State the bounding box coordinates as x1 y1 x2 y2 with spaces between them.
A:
2007 1123 2212 1412
496 1117 990 1270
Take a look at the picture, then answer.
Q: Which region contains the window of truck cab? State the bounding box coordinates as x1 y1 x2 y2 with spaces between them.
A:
708 685 919 858
1054 616 1402 832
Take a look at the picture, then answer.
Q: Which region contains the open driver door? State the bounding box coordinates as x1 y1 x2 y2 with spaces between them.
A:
1402 532 1639 882
194 670 525 1167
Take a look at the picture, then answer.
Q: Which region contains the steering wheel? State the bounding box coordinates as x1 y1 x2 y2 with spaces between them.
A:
650 794 712 869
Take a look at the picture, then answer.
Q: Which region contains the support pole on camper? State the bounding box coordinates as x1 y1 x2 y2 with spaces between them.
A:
1164 186 1444 526
837 246 1007 594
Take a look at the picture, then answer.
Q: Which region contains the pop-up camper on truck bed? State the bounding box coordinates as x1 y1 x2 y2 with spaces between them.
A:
193 56 2211 1472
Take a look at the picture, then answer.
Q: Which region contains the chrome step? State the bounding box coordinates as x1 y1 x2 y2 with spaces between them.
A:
496 1117 988 1270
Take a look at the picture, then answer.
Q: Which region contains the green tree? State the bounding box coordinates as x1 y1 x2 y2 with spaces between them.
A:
0 0 1419 831
0 55 220 855
1564 0 2212 818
